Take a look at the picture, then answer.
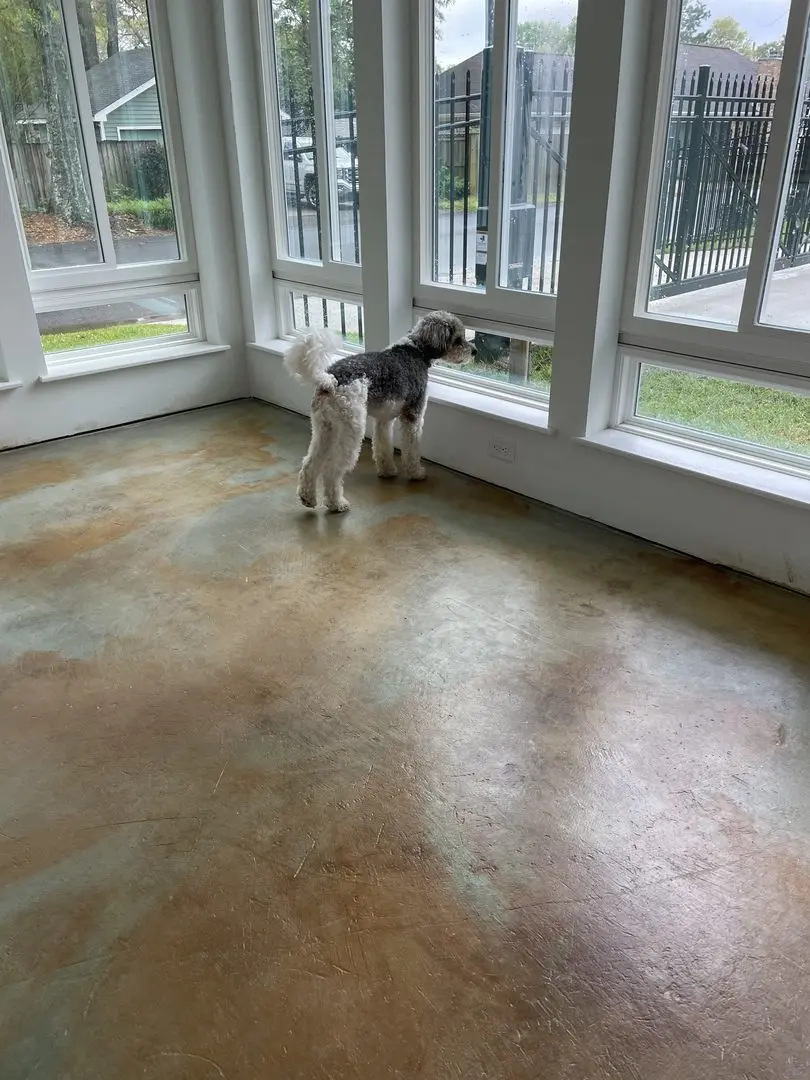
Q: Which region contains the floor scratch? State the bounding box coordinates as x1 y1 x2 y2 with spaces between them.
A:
156 1051 226 1078
293 839 316 879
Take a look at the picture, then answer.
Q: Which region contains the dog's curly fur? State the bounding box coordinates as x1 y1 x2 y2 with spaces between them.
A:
284 311 474 512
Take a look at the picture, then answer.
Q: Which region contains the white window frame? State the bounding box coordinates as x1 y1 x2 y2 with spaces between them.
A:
37 281 203 366
620 0 810 377
256 0 362 300
274 278 364 349
2 0 199 301
414 0 574 336
613 346 810 480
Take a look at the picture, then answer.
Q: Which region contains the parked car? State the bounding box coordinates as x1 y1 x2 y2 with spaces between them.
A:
282 139 359 209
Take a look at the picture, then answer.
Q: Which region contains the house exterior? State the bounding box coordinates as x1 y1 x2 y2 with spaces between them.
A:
18 47 163 144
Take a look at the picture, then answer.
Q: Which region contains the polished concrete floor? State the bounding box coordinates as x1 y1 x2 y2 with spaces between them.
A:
2 401 810 1079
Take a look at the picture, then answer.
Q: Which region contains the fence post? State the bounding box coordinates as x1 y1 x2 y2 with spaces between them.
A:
673 64 710 286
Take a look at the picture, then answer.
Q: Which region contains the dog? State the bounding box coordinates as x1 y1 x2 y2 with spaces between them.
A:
284 311 475 512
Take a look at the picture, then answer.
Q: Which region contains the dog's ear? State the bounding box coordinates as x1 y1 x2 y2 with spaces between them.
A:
413 311 455 359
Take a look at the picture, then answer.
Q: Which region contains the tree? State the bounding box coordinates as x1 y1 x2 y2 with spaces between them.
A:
104 0 119 55
755 37 784 59
516 17 576 55
694 15 755 57
76 0 98 67
679 0 711 43
29 0 93 223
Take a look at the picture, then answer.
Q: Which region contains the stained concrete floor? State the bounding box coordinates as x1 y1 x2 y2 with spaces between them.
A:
2 402 810 1079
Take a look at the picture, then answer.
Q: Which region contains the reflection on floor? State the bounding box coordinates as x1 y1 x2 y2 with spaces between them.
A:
2 401 810 1079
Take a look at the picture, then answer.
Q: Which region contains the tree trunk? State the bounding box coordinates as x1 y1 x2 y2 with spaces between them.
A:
76 0 99 68
30 0 93 225
105 0 119 56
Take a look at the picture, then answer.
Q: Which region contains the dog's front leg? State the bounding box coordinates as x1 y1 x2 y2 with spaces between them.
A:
372 419 397 478
401 398 427 481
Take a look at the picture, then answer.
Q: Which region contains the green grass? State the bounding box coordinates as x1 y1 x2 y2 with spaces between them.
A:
41 321 184 354
637 366 810 457
441 342 552 391
107 195 175 231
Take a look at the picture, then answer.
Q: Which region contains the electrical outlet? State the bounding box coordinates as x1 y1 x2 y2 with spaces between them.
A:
488 438 515 463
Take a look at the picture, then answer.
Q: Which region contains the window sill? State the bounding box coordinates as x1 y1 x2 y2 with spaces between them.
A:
39 341 230 383
428 376 551 433
0 381 22 393
583 426 810 511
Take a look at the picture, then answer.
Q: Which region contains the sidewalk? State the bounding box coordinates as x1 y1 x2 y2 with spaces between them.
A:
649 262 810 331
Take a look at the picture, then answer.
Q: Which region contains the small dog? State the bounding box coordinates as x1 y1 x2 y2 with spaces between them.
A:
284 311 475 512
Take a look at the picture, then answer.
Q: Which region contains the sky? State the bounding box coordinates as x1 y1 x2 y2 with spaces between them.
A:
435 0 792 67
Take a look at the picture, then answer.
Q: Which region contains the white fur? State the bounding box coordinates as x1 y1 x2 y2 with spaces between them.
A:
284 328 341 393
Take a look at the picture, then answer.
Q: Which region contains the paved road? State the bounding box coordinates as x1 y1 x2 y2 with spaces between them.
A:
30 233 180 271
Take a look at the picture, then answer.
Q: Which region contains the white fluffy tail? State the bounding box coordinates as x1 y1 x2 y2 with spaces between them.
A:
284 328 341 392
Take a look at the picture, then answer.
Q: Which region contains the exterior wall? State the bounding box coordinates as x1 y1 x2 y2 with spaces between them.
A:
107 86 163 141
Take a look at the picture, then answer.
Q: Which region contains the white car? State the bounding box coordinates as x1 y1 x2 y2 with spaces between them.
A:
282 139 359 209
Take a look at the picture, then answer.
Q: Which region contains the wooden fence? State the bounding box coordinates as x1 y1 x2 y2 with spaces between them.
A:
7 139 166 211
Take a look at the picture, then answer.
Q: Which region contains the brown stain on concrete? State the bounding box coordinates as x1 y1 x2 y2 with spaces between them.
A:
2 403 810 1078
0 457 81 500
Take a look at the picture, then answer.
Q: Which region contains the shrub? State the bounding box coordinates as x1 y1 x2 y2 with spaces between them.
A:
107 195 175 231
134 143 170 200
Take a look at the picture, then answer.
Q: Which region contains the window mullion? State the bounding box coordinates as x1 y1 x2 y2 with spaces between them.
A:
738 0 810 336
309 0 335 271
483 0 510 305
59 0 117 269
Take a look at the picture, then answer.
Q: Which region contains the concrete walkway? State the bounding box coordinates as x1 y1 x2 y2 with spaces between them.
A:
649 262 810 331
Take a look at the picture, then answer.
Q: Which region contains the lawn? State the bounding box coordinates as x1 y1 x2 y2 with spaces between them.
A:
637 365 810 458
41 322 185 354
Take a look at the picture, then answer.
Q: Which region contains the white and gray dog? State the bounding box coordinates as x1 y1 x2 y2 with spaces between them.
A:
284 310 475 512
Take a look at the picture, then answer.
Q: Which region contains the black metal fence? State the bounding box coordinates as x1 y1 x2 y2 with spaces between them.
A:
434 54 573 291
280 87 360 265
652 66 810 298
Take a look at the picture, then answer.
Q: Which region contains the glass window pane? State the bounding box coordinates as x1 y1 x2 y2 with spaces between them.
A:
636 363 810 459
436 329 551 396
0 0 102 269
270 0 322 261
328 0 360 264
291 290 363 346
646 3 789 326
38 294 189 354
76 0 179 265
500 1 577 295
431 0 493 287
760 26 810 332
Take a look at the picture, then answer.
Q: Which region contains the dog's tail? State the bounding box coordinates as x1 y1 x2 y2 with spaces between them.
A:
284 329 340 393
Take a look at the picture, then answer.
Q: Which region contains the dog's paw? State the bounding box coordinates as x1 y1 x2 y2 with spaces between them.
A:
326 497 351 513
406 466 427 482
376 465 398 479
297 487 317 508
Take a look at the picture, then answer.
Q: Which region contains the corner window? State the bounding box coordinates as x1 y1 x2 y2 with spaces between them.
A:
0 0 200 368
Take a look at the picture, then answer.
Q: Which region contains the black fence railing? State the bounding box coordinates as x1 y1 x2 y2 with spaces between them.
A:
280 86 360 264
433 54 573 292
651 66 810 298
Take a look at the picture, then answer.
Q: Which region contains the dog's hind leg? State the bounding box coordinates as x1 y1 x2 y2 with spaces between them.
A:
322 381 368 513
372 419 397 478
298 407 330 508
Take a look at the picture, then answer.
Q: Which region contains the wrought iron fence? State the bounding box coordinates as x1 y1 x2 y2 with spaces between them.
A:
281 87 360 264
433 55 573 291
651 66 810 299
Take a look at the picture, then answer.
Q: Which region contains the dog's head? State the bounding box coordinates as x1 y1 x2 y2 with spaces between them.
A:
409 311 476 365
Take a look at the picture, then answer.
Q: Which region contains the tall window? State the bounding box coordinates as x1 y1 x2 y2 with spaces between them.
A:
618 0 810 467
261 0 361 343
0 0 201 362
420 0 578 398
